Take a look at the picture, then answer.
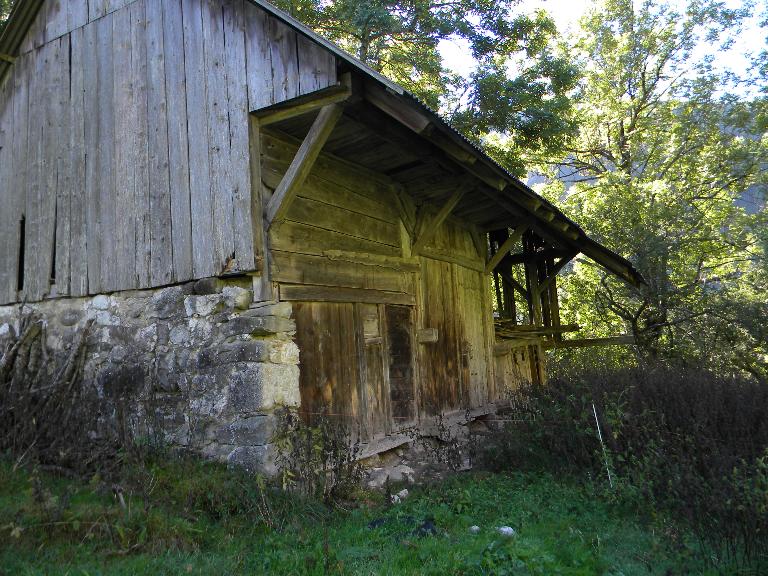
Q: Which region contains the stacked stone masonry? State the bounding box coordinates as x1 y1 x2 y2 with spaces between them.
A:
0 279 300 475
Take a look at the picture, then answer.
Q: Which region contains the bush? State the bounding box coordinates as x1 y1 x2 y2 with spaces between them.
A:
479 365 768 572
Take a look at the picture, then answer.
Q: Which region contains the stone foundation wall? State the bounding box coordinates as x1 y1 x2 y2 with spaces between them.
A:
0 279 299 474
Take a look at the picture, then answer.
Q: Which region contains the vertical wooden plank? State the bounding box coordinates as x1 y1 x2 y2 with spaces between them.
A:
45 0 69 42
182 0 215 278
479 269 496 402
385 304 414 426
250 118 273 301
202 0 234 275
268 17 299 103
224 0 255 271
89 0 108 22
19 8 41 54
24 47 43 300
162 0 193 282
113 6 138 290
54 34 72 295
97 14 116 292
69 26 88 296
131 0 151 287
244 2 273 110
84 20 101 294
39 39 65 297
0 74 14 303
297 34 337 95
146 0 174 286
68 0 90 31
10 55 30 302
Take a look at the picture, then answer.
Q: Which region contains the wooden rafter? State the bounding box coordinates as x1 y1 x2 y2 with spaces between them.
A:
0 53 16 64
484 225 527 274
411 184 467 255
254 74 352 127
265 104 344 227
537 251 578 295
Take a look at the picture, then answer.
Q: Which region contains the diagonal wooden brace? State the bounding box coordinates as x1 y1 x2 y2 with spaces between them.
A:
265 103 343 227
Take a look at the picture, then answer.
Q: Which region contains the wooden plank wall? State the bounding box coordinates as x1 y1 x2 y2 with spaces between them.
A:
0 0 338 304
261 131 416 304
294 300 414 440
417 218 494 415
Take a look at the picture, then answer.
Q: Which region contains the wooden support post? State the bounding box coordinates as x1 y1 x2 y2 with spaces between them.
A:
523 233 543 326
485 225 527 274
547 258 562 340
411 184 466 255
499 270 529 302
537 251 577 296
469 226 486 260
266 104 343 226
249 116 273 301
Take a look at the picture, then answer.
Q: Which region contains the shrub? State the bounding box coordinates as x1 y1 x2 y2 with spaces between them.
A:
479 365 768 571
272 408 365 504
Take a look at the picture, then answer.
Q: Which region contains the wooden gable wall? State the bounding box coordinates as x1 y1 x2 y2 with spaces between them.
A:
259 126 503 438
0 0 338 304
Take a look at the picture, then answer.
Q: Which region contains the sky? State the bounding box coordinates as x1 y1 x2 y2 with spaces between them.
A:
438 0 766 85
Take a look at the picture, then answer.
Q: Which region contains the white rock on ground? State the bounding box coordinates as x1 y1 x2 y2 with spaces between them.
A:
497 526 516 537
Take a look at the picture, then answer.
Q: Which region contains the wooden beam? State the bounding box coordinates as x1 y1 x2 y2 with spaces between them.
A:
500 248 574 266
544 336 636 349
499 270 529 301
495 322 579 334
485 225 527 274
411 184 467 255
254 76 352 127
537 251 578 295
265 104 344 226
0 53 16 64
419 246 484 272
469 226 486 260
279 284 416 305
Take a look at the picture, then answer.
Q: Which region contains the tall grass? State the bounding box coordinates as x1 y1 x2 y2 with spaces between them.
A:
480 366 768 572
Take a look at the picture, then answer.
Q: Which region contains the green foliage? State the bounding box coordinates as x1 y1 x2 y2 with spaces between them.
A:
484 365 768 571
272 408 365 502
0 455 716 575
271 0 579 176
0 0 13 32
538 0 768 376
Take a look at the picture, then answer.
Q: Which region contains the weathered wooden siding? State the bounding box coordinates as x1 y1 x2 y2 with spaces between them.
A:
294 300 415 440
261 130 416 304
0 0 338 304
416 218 494 416
494 344 540 393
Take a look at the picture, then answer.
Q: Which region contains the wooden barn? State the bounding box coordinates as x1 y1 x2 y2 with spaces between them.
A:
0 0 643 461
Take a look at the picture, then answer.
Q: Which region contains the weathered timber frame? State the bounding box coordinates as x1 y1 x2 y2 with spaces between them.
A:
411 183 467 256
265 103 344 227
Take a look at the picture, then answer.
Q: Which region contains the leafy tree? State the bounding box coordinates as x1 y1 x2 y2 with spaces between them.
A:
541 0 767 377
0 0 14 32
271 0 579 176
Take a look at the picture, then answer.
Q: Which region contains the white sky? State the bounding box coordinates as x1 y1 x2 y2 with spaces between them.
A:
438 0 765 85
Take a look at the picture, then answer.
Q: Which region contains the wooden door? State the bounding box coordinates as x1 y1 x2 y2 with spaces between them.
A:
293 301 416 439
418 258 465 415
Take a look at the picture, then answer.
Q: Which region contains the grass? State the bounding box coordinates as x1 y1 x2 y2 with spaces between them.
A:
0 455 715 575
